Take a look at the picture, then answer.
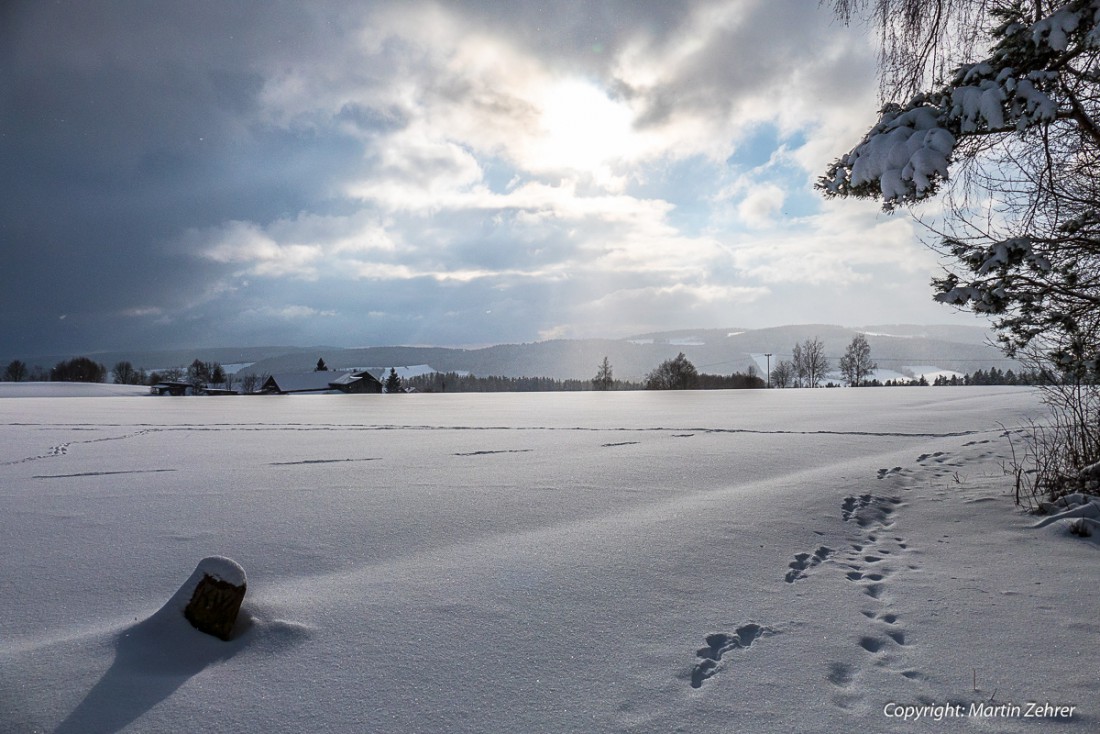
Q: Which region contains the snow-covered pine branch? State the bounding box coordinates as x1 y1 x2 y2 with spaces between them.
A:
819 0 1100 208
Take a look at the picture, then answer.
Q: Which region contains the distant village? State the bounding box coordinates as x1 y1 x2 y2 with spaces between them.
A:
147 359 421 396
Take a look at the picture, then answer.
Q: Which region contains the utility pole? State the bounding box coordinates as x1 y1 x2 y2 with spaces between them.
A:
764 353 772 388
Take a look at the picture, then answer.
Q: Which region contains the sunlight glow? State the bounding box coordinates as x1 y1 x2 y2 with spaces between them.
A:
533 80 635 176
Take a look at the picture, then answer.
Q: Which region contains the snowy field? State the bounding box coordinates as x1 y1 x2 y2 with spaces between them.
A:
2 387 1097 733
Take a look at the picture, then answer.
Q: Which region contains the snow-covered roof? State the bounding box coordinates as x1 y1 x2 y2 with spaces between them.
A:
264 372 345 393
264 369 385 393
351 365 436 381
327 372 363 387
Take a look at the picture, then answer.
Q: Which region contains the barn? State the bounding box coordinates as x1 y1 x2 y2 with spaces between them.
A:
260 370 383 395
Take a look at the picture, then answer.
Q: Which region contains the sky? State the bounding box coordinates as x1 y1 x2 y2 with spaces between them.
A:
0 0 989 358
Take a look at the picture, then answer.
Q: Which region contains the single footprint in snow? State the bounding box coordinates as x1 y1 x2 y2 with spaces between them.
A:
827 661 855 687
784 546 834 582
842 495 874 520
864 583 885 599
845 496 903 528
859 636 886 654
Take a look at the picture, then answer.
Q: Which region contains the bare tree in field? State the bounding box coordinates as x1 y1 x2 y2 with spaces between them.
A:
840 334 877 386
3 360 28 382
770 359 795 389
112 361 146 385
791 342 805 387
239 372 268 394
793 338 830 387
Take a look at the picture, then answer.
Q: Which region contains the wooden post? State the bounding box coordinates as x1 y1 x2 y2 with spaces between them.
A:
182 557 247 641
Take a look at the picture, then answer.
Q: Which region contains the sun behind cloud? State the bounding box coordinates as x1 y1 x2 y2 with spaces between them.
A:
531 79 636 183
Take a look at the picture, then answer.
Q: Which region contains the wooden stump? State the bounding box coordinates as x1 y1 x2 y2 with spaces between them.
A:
182 557 247 641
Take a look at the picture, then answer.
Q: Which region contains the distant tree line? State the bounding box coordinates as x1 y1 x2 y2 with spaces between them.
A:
932 367 1053 387
0 356 234 388
405 372 619 393
402 355 766 393
0 352 1063 393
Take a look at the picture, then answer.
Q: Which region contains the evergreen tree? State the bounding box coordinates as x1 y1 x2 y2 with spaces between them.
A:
384 368 403 393
645 353 698 390
592 357 614 390
187 359 209 388
823 0 1100 378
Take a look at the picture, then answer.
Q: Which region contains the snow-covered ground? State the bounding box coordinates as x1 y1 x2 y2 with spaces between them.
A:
2 388 1096 733
0 382 151 398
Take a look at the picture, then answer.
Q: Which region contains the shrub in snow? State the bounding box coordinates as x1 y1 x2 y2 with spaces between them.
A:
1032 492 1100 539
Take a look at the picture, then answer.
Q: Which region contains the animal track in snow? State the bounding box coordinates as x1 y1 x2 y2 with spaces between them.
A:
827 661 855 687
842 494 874 521
784 545 834 583
270 457 382 466
826 661 864 710
842 494 903 528
690 623 777 688
838 478 926 687
876 466 905 480
859 636 886 654
33 468 177 479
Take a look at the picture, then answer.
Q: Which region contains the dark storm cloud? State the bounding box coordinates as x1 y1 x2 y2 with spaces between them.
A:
0 1 369 354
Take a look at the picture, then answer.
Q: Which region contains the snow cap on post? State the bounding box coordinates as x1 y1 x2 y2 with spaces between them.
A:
176 556 248 641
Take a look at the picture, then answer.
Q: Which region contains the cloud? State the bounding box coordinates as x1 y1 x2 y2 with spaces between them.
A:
1 0 981 358
724 199 932 286
244 305 339 320
736 184 786 228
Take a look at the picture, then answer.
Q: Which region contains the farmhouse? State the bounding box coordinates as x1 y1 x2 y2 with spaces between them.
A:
149 381 194 396
260 370 383 395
